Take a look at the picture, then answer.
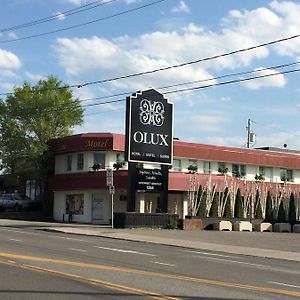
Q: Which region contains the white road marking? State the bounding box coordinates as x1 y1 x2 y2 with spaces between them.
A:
68 248 87 253
150 261 176 267
269 281 300 289
94 246 157 257
183 250 239 259
9 239 22 242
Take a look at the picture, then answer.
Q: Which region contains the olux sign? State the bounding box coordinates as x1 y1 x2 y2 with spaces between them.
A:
125 89 173 165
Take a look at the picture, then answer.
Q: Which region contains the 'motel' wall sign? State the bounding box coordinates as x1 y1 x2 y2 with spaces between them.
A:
125 89 174 165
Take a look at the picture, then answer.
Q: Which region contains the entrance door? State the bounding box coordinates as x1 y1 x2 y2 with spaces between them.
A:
92 194 106 223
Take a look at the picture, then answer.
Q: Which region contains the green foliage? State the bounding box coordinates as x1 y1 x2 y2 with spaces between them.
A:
165 218 178 229
254 174 265 181
277 201 287 222
255 189 263 219
218 167 228 175
265 190 274 222
197 186 207 217
234 188 243 218
113 162 125 170
0 76 83 177
209 193 219 217
289 193 297 224
223 188 232 218
187 165 198 174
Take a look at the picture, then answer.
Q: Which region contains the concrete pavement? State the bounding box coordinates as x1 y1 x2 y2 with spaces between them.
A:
0 219 299 262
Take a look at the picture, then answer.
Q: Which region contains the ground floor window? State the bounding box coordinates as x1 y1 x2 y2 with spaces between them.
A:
66 194 84 214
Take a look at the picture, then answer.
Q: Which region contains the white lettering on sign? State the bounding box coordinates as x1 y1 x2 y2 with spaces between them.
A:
133 131 168 147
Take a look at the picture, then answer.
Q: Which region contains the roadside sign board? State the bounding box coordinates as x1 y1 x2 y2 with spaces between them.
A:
136 168 163 192
106 168 113 186
125 89 173 165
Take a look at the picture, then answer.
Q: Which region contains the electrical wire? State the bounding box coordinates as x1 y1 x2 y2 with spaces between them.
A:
77 60 300 103
0 33 299 97
0 0 116 33
80 67 300 108
0 0 166 44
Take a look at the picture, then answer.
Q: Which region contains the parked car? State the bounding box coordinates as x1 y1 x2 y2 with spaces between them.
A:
0 193 32 212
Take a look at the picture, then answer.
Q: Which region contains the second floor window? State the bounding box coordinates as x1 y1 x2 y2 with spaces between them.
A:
203 161 211 174
172 159 181 172
77 153 84 170
66 155 72 171
94 153 105 169
280 168 293 182
232 164 246 178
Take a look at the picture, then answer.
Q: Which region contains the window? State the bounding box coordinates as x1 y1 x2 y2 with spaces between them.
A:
280 168 293 182
172 159 181 172
188 159 197 167
66 194 84 215
232 164 246 178
66 155 72 171
77 153 84 170
218 162 228 174
259 166 265 177
203 161 211 174
94 153 105 169
117 153 125 163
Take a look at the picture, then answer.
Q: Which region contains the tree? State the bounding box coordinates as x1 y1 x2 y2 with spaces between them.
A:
209 193 219 217
277 201 287 222
0 76 83 178
265 190 273 222
289 192 297 224
223 189 232 218
234 188 243 218
255 189 263 219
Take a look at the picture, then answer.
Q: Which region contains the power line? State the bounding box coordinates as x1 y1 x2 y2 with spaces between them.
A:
78 60 300 103
76 34 300 88
0 0 115 33
0 0 166 44
81 67 300 108
0 33 299 97
164 67 300 95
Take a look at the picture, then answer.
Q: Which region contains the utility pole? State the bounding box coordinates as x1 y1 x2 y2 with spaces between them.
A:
246 118 251 148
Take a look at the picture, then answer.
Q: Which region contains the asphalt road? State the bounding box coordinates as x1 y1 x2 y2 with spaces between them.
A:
0 226 299 299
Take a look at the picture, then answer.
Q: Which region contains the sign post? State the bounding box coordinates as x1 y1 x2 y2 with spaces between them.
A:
106 168 114 228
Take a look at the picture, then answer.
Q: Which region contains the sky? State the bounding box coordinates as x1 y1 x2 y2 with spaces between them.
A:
1 0 300 149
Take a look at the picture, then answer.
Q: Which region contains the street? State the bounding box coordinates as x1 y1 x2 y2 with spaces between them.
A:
0 225 299 299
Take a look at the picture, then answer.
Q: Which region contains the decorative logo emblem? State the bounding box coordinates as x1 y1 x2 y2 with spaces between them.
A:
139 99 165 126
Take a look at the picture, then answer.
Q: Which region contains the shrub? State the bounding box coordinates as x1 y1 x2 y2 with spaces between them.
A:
234 188 243 218
265 190 273 222
289 192 297 224
277 201 287 222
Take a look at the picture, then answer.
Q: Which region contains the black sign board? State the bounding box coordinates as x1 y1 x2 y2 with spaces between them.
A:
125 89 173 165
136 168 163 192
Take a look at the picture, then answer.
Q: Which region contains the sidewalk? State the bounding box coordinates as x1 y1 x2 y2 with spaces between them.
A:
1 219 300 262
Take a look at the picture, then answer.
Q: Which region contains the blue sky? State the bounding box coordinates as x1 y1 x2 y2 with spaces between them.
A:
1 0 300 149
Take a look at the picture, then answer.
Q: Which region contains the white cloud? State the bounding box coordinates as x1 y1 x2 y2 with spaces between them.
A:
205 136 245 147
54 11 66 21
25 72 46 81
0 82 15 91
242 68 287 90
172 1 190 14
0 49 21 69
176 113 231 133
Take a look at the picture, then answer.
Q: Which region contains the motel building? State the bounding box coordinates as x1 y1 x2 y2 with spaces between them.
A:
48 132 300 224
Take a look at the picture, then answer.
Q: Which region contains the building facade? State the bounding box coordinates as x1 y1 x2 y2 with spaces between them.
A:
48 133 300 224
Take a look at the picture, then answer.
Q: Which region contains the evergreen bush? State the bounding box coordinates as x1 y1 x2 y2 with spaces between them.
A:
265 190 273 222
223 187 232 218
234 188 243 218
289 192 297 224
277 201 287 222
